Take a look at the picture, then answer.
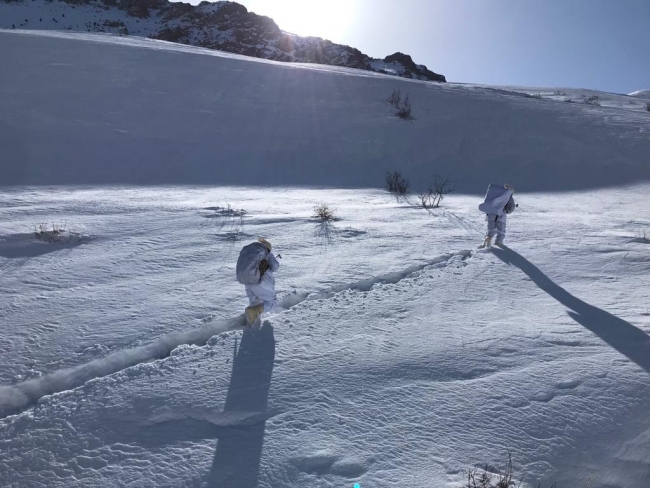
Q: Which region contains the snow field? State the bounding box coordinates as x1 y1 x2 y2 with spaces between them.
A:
1 27 649 488
1 185 650 487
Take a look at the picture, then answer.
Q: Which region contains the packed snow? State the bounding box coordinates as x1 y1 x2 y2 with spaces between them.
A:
1 29 650 488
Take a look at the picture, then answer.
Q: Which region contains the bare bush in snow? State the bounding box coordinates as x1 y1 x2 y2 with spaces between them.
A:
312 205 339 244
387 88 414 119
465 453 518 488
419 175 455 209
34 222 65 243
396 93 413 119
313 204 337 222
464 452 597 488
211 203 246 218
34 222 86 244
386 171 410 200
646 102 650 112
584 96 601 106
418 189 431 209
387 88 402 107
201 203 247 240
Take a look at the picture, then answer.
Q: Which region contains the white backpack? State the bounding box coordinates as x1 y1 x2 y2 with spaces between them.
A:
235 242 268 285
478 184 514 216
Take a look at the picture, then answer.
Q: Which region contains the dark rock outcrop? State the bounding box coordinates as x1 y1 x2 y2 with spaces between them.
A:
1 0 446 82
383 52 445 83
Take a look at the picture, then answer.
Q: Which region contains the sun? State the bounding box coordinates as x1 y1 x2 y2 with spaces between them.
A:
248 0 357 42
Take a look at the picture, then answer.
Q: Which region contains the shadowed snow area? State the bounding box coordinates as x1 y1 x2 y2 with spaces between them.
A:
1 30 650 192
1 30 650 488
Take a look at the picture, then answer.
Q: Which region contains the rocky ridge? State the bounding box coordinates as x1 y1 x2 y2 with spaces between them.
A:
0 0 446 82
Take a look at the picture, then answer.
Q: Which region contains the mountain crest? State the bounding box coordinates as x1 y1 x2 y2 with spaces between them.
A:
0 0 446 82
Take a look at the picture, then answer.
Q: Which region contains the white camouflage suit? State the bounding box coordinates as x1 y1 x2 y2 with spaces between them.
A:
245 252 281 313
486 212 508 241
486 196 516 242
479 184 516 244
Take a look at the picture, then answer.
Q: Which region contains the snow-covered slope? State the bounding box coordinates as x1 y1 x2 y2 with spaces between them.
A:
1 185 649 488
1 30 649 192
1 30 650 488
0 0 445 82
483 84 650 113
629 89 650 99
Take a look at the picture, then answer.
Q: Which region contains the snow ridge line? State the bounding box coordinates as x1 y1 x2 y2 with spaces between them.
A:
0 250 470 418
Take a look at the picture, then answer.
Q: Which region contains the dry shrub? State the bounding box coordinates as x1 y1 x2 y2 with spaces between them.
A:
313 204 337 222
386 171 410 199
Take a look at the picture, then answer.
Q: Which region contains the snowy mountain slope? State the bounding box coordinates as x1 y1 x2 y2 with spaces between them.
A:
629 89 650 99
0 0 445 82
1 29 650 488
1 185 649 488
478 84 650 113
1 30 649 192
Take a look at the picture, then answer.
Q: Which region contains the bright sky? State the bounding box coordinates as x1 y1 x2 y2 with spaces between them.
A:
201 0 649 94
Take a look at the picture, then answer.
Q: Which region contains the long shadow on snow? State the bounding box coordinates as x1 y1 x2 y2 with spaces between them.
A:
0 234 86 259
207 323 276 487
102 324 276 487
492 246 650 374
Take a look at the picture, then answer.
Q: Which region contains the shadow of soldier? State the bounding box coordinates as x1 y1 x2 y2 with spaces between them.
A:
492 246 650 374
207 322 276 487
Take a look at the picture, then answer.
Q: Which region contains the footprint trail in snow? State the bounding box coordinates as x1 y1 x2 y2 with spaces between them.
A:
0 250 471 418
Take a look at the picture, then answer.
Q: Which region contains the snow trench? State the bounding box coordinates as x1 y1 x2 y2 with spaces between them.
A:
280 250 471 307
0 317 243 418
0 250 470 418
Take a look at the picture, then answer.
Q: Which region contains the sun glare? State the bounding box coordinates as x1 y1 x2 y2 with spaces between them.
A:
250 0 357 41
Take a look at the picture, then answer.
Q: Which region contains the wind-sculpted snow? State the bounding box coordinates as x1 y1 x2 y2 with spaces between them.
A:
1 186 650 486
0 249 468 418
